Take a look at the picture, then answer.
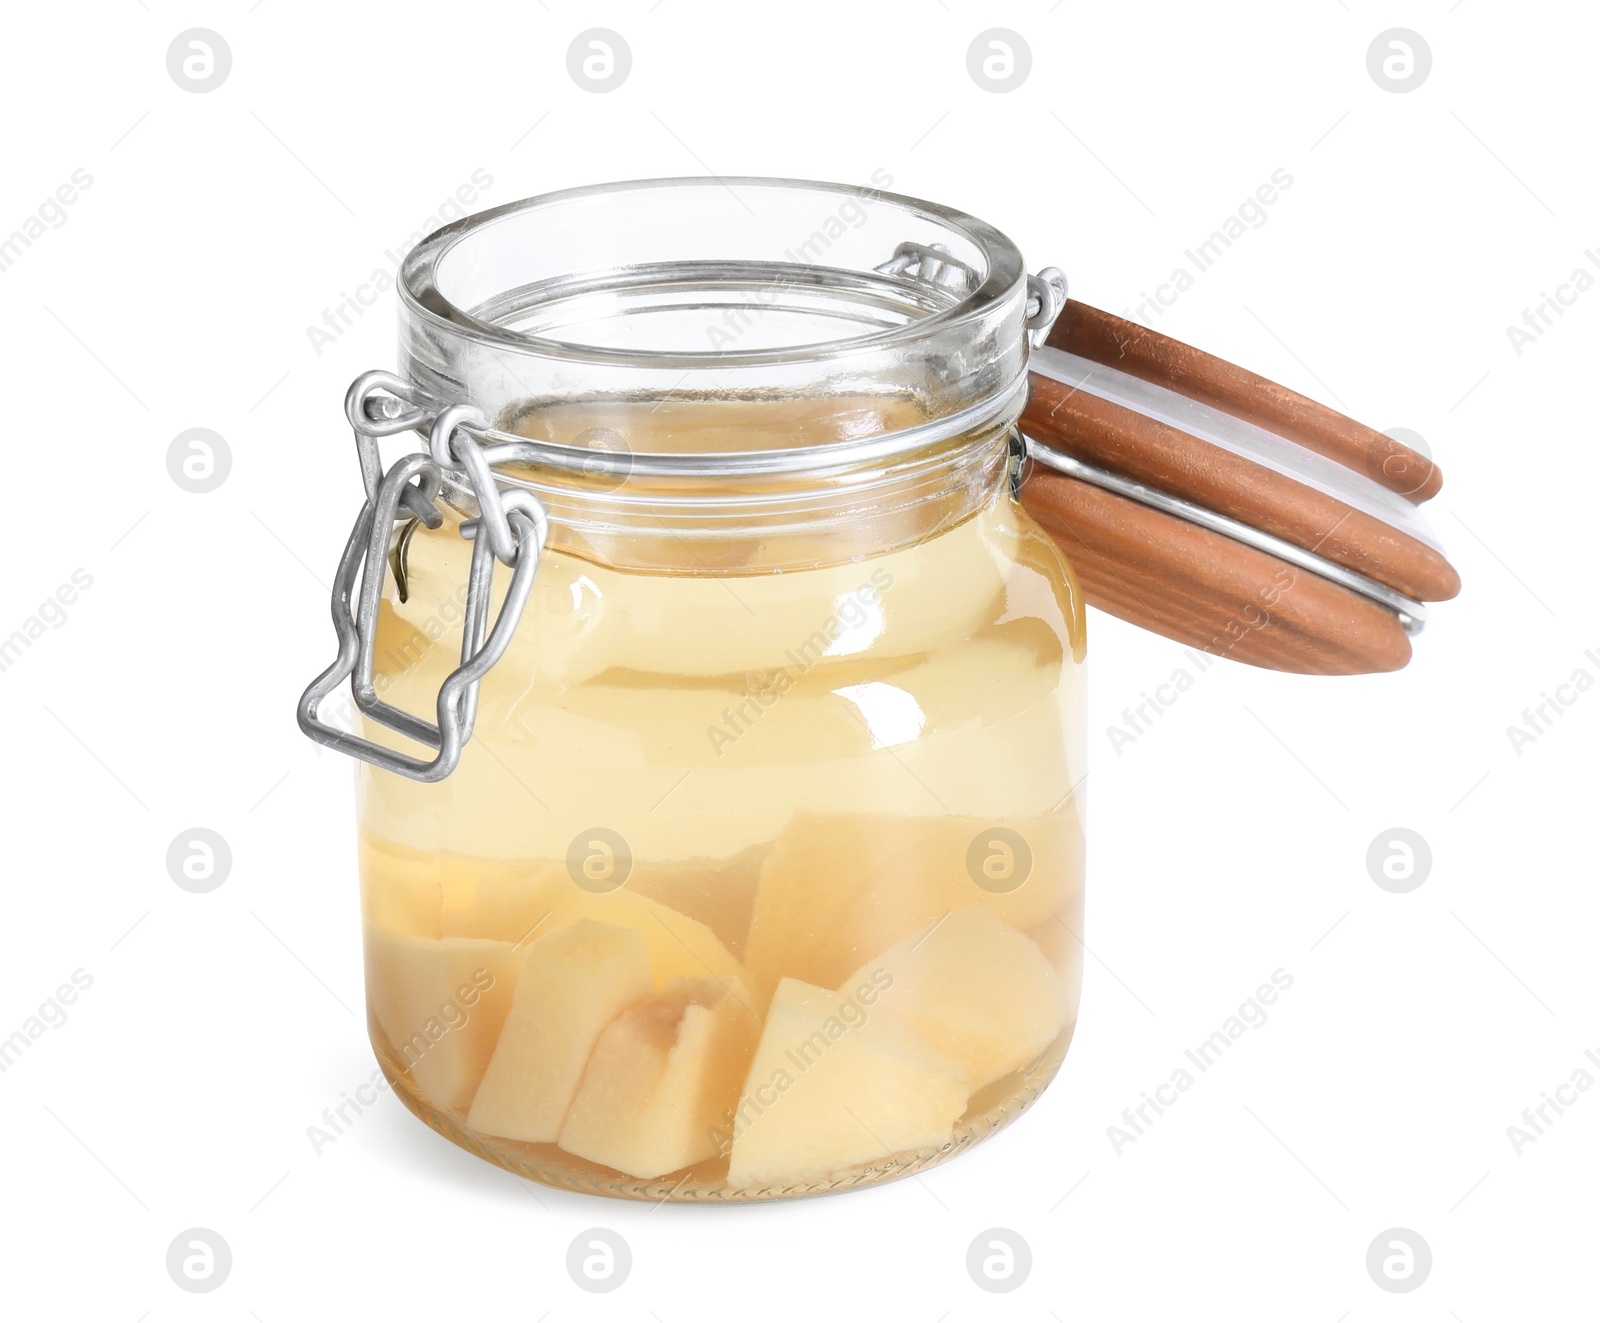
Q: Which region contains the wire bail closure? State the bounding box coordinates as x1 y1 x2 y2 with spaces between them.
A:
296 373 549 783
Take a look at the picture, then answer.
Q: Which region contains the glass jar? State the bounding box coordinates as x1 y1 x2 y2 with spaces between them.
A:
300 178 1087 1201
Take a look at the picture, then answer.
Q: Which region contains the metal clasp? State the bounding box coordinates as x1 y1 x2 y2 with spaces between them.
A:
1024 267 1068 347
876 243 1068 348
296 374 549 783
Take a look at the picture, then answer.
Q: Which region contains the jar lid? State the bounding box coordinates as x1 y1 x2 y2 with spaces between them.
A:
1019 301 1460 674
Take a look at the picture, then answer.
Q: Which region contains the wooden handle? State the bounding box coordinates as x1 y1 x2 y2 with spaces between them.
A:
1045 301 1443 504
1022 469 1414 676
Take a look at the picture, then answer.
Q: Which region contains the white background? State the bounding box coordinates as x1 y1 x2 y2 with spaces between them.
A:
1 1 1594 1318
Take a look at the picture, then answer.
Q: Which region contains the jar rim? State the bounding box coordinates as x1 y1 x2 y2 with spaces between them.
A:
399 175 1027 372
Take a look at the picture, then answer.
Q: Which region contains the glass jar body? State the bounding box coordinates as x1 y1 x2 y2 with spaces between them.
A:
355 467 1087 1200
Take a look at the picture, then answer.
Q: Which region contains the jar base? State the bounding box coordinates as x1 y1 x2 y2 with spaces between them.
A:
374 1020 1076 1203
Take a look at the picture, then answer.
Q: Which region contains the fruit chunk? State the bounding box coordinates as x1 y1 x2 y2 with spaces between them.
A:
614 846 767 959
725 977 967 1191
559 978 759 1179
363 929 520 1111
1026 903 1086 1030
357 838 752 990
743 808 1082 999
439 860 749 992
467 921 652 1142
844 905 1064 1091
359 835 444 936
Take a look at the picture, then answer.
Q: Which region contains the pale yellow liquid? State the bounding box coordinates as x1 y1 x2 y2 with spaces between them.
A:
357 402 1088 1200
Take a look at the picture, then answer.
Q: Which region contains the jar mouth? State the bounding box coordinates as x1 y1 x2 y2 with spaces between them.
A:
395 177 1032 475
401 176 1026 372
